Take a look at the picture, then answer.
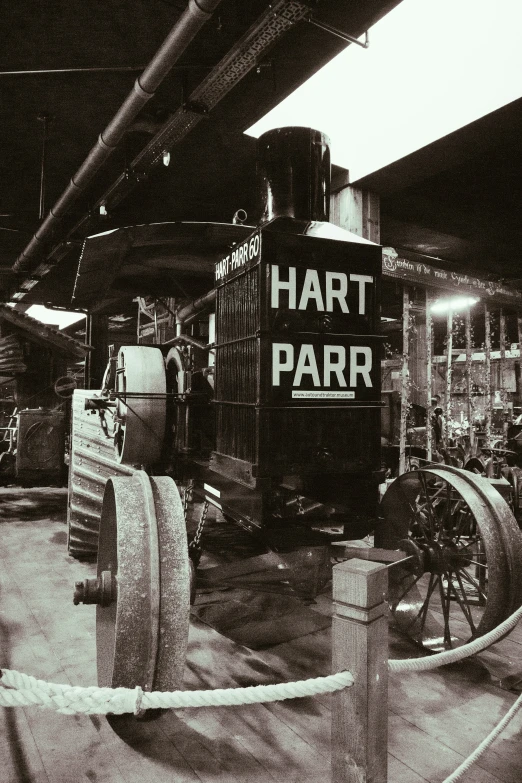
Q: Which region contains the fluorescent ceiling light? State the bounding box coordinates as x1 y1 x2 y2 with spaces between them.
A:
430 296 479 314
25 304 85 330
247 0 522 182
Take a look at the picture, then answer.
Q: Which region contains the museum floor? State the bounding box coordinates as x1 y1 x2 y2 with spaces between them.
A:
1 486 522 783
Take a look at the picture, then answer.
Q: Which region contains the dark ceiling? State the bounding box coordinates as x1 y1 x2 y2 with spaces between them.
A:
355 97 522 280
1 0 521 312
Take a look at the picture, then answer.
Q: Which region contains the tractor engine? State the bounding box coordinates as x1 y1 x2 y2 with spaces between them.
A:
74 126 384 551
199 127 383 537
68 129 522 674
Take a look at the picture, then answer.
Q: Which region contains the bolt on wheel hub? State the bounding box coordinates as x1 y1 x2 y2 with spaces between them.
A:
73 570 116 606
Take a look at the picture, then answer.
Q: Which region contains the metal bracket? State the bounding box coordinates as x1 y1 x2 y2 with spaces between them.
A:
183 100 209 116
306 16 369 48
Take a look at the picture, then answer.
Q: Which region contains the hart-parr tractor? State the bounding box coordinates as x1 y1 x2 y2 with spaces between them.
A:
69 127 522 696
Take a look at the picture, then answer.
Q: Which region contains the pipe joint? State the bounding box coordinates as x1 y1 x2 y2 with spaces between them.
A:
35 216 57 240
191 0 221 16
133 77 155 101
96 133 114 153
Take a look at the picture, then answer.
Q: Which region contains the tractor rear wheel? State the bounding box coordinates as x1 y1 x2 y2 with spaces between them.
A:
67 389 133 560
378 465 522 652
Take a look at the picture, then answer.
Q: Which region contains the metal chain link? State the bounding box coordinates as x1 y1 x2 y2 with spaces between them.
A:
188 499 209 553
295 494 305 515
182 480 194 522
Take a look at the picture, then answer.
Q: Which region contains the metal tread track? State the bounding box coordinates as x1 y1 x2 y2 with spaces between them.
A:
67 390 134 559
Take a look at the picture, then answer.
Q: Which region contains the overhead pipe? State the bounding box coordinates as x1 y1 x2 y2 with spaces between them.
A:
0 66 147 76
12 0 222 275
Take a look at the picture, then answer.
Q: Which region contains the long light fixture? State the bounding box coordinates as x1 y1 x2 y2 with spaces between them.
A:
430 296 479 314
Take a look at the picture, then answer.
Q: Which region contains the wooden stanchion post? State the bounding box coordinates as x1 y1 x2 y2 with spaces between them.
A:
331 559 389 783
445 307 454 448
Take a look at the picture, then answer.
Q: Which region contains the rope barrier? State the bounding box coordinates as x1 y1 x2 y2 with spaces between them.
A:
3 653 521 780
385 603 522 780
442 691 522 783
0 669 354 716
388 603 522 673
2 590 522 782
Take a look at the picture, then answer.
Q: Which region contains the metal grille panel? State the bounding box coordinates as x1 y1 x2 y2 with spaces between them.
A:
264 407 380 475
216 269 259 343
216 404 256 464
215 340 258 403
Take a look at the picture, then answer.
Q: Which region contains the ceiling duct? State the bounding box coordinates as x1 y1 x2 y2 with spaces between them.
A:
70 0 311 217
12 0 223 276
11 0 311 302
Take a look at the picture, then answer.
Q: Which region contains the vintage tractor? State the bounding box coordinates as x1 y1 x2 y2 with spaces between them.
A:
69 127 522 696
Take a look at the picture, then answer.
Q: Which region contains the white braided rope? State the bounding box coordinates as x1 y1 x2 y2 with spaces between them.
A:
442 691 522 783
0 669 353 716
389 603 522 673
2 601 521 713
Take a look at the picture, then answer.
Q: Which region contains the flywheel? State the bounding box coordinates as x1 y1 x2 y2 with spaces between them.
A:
95 472 190 692
378 464 522 652
113 346 167 466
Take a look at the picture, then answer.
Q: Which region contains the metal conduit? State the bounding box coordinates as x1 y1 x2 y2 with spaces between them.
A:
12 0 222 275
176 289 216 323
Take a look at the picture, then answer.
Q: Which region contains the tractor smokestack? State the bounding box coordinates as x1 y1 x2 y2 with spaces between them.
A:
258 127 331 224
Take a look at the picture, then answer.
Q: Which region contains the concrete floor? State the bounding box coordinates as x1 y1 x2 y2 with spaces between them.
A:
1 486 522 783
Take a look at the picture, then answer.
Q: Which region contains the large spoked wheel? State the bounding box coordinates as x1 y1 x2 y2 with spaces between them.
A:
378 465 522 652
97 472 190 694
113 346 167 466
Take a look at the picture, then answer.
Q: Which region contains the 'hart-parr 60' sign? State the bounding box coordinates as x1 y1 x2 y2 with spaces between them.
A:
269 262 375 399
215 230 381 404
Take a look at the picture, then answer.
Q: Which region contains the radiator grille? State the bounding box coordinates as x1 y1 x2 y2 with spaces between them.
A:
215 340 258 403
215 267 259 407
216 404 256 464
263 407 380 474
216 268 259 343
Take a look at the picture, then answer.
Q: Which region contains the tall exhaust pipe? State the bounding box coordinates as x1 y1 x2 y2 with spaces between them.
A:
257 126 331 225
257 125 373 245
